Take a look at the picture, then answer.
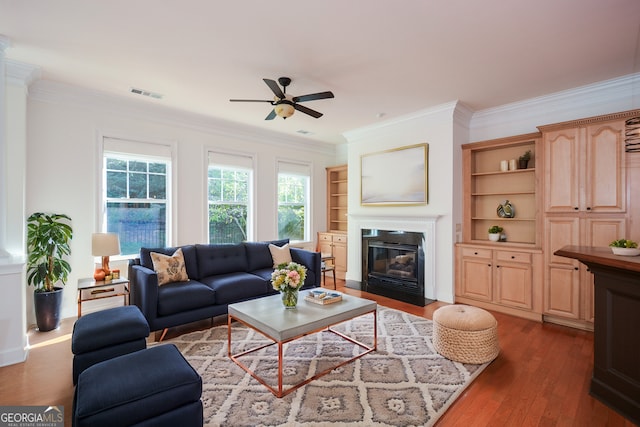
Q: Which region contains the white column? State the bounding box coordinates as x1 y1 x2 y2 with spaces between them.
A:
0 35 29 366
0 35 10 258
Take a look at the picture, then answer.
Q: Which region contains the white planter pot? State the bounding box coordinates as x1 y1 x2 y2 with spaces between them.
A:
488 233 501 242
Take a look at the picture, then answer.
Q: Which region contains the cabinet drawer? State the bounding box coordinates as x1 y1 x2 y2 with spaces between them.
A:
461 247 491 258
334 234 348 243
496 251 531 264
318 233 332 242
80 283 128 301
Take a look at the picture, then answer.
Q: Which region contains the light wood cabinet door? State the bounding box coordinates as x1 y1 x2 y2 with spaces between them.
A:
460 255 493 302
584 122 626 213
317 233 333 257
544 122 626 214
544 217 580 318
332 239 348 279
545 128 580 213
495 251 533 309
546 265 581 319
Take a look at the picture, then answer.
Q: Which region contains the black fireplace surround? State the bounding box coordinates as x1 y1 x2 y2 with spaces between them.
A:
362 229 426 306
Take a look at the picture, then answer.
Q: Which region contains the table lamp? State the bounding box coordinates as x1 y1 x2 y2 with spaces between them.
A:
92 233 120 279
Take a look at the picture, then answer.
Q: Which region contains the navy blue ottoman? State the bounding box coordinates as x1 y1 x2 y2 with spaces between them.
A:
74 344 203 427
72 306 150 384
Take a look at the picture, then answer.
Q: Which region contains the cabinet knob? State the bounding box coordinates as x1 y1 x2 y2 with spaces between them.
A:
574 207 579 210
488 264 492 267
574 267 579 271
511 256 515 259
496 265 501 268
586 207 591 211
474 252 478 255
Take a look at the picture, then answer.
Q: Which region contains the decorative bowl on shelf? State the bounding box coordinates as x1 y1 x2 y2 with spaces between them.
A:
611 247 640 256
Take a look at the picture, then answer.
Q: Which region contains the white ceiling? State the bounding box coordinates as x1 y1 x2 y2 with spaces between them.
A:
1 0 639 144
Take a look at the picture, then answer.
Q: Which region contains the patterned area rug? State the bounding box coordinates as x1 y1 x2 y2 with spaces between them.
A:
164 306 489 426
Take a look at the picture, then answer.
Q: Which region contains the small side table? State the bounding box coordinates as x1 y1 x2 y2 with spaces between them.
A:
77 277 130 318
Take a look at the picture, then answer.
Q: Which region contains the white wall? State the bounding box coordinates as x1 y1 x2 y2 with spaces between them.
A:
24 81 338 323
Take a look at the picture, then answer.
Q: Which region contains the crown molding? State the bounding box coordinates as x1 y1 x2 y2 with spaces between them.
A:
6 59 41 87
469 73 640 141
28 79 337 156
343 101 459 142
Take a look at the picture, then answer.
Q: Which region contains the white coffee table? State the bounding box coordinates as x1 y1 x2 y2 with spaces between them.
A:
228 291 377 397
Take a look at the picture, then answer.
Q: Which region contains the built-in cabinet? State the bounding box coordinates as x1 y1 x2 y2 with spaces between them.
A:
456 244 543 321
539 112 633 330
320 165 348 280
457 109 639 329
456 133 543 320
318 232 347 280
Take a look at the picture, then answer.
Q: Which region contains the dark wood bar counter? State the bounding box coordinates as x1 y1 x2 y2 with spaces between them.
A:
554 245 640 425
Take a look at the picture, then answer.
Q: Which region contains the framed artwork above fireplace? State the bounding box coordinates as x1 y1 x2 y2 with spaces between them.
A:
360 143 428 205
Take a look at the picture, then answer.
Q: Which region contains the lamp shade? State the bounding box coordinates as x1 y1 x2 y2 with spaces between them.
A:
91 233 120 256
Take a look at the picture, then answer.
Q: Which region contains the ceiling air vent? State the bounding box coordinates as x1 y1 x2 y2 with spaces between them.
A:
129 87 163 99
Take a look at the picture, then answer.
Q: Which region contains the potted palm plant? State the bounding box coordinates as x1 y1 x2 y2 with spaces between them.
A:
26 212 73 331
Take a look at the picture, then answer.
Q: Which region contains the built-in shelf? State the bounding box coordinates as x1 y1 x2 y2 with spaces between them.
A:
472 191 535 196
472 168 535 177
326 165 348 234
463 133 541 247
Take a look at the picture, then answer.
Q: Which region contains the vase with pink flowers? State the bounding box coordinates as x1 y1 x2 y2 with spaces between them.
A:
271 262 307 309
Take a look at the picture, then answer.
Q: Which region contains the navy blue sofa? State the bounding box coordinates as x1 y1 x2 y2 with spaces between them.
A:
128 240 321 336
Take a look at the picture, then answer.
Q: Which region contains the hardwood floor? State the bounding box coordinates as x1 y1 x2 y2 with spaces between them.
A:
0 282 635 426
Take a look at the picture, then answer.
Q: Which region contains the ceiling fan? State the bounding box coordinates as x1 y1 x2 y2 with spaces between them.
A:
230 77 334 120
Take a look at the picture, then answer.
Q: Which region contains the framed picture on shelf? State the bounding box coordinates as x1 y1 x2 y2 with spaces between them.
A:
361 143 428 206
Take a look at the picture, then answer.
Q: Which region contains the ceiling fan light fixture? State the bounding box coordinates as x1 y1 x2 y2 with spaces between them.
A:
274 100 295 119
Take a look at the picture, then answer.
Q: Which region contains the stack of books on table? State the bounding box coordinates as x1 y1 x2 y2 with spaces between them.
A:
305 289 343 305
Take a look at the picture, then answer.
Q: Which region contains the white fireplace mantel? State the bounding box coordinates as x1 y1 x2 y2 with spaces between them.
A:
349 215 439 300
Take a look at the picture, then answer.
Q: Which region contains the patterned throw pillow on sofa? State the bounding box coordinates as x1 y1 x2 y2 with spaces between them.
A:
150 248 190 286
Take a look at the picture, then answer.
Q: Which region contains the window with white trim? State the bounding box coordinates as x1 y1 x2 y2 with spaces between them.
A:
208 152 253 244
277 161 310 241
101 137 172 256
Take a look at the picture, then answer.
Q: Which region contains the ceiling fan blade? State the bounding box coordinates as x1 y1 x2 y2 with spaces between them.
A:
263 79 285 99
292 91 335 103
265 109 277 120
229 99 273 103
294 103 323 118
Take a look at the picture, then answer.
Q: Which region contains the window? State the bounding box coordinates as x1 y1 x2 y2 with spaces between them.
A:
208 152 253 244
277 161 311 241
101 137 172 256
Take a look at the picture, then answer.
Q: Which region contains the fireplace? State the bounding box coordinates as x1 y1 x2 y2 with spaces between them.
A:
362 229 426 306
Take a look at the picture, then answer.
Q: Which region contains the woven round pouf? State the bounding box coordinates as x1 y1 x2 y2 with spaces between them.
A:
432 304 499 364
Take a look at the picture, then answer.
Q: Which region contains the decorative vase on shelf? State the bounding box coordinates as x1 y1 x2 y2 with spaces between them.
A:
497 200 515 218
281 289 299 309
